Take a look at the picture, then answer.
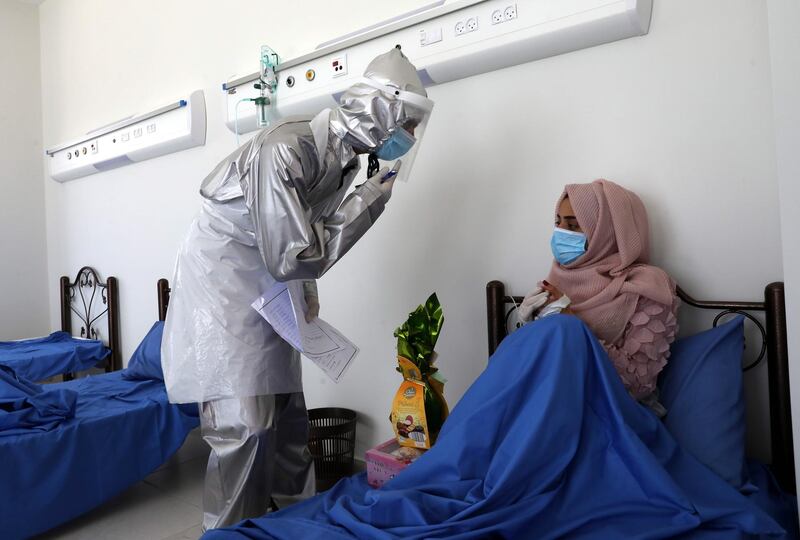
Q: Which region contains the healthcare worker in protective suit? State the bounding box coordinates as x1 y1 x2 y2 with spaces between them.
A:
161 46 434 530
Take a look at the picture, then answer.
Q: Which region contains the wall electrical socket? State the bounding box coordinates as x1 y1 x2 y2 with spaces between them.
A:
493 4 518 24
331 55 348 77
504 4 518 21
455 16 479 36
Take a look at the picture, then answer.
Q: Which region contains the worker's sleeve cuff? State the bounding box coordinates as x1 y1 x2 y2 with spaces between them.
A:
360 180 391 207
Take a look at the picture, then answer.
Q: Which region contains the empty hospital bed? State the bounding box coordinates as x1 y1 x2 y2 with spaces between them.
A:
0 278 199 539
0 267 120 382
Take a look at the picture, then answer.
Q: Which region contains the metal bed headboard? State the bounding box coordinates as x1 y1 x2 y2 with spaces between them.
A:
486 280 795 494
157 278 171 322
59 266 121 378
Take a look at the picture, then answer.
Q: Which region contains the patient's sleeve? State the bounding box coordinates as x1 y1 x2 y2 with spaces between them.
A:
601 295 679 401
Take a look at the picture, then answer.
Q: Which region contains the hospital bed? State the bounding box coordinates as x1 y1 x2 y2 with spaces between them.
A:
201 279 797 539
0 279 199 540
487 279 796 494
0 266 121 382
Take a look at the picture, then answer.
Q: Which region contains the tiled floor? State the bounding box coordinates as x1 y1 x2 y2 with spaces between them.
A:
37 429 210 540
35 430 365 539
21 375 368 537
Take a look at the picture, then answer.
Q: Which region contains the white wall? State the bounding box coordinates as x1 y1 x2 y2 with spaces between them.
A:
39 0 783 457
0 0 48 339
767 0 800 494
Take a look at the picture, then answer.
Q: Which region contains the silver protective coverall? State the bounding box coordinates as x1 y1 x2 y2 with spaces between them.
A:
161 47 430 529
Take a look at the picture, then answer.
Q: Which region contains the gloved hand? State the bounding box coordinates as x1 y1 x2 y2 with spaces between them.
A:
305 295 320 323
366 167 396 198
303 281 320 323
518 287 549 323
536 294 571 319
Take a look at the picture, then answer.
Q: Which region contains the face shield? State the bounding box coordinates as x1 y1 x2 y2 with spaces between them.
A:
359 77 434 184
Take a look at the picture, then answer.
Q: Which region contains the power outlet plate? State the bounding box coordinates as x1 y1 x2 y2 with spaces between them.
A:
504 4 518 21
456 16 479 36
331 54 348 78
492 4 518 24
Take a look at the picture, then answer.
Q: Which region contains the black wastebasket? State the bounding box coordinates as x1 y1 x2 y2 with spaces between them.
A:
308 407 357 492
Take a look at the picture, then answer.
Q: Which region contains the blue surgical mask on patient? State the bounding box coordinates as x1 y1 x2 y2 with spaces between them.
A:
551 227 587 265
375 127 416 161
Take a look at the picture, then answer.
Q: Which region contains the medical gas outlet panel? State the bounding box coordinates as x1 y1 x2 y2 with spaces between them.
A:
46 90 206 182
223 0 653 134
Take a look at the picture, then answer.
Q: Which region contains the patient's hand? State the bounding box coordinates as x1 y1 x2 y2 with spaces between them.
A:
541 280 564 304
519 288 549 322
539 281 575 316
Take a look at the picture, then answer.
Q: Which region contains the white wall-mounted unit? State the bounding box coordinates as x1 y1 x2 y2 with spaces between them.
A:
223 0 652 134
46 90 206 182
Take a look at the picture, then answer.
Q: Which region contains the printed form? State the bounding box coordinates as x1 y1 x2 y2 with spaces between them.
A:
252 281 358 382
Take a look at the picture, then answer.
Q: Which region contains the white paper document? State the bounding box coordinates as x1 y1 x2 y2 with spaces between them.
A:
251 281 358 382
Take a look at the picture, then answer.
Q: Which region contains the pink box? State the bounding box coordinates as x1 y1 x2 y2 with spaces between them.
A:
365 438 427 488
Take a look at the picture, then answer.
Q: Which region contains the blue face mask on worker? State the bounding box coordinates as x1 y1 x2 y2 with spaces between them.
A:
551 227 587 265
375 127 416 160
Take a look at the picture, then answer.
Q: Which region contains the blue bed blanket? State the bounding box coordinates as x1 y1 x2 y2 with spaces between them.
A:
0 365 77 435
0 331 109 381
0 371 199 539
206 316 793 540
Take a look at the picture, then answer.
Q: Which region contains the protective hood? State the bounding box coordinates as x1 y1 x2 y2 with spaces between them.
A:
329 47 433 156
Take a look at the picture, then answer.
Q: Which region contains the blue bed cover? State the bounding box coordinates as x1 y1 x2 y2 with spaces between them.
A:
0 371 199 539
0 365 77 436
0 332 109 381
205 316 798 540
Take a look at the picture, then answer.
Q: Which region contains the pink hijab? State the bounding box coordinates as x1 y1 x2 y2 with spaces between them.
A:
547 180 675 344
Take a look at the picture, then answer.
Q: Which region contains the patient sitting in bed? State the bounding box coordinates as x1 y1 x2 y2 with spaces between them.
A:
519 179 678 414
